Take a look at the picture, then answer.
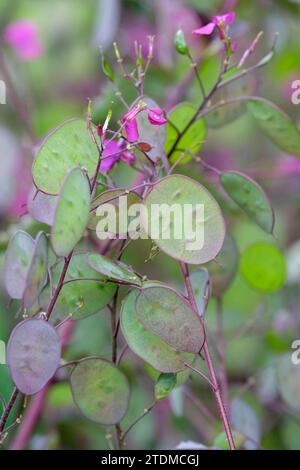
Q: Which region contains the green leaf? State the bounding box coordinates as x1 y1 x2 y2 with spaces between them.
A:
70 357 130 425
7 319 61 395
100 47 115 82
220 171 274 234
88 189 142 235
39 254 116 322
23 232 48 308
51 167 91 257
142 175 225 264
135 286 205 353
240 242 286 293
3 231 34 300
190 268 210 315
33 119 99 194
213 431 246 450
247 98 300 157
166 103 207 164
205 233 239 298
88 253 142 286
120 289 195 373
155 373 176 401
174 30 189 55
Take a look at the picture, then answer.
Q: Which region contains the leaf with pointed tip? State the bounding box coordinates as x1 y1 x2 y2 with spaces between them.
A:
240 242 286 293
155 373 176 401
221 171 274 233
190 268 210 315
70 358 130 425
27 187 58 225
39 254 116 323
23 232 48 308
206 233 239 297
32 119 99 194
166 103 207 164
7 319 61 395
88 189 141 235
4 231 34 299
142 175 225 264
88 253 142 286
51 168 90 257
120 289 195 373
135 286 204 353
247 98 300 157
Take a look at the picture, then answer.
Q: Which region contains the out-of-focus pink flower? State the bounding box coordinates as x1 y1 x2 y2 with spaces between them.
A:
121 103 167 142
121 104 146 143
123 118 139 143
100 140 123 172
148 107 167 125
100 139 136 173
3 20 43 60
120 151 136 165
193 12 235 38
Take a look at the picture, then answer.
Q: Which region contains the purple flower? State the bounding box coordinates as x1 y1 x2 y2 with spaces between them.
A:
100 139 136 173
3 20 43 60
148 107 167 125
193 12 235 38
121 103 167 142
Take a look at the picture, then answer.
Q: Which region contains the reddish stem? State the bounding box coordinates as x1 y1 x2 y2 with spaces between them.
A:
180 262 235 450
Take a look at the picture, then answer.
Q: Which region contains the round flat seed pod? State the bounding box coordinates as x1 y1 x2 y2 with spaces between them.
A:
205 233 239 298
7 319 61 395
39 254 116 322
136 97 166 163
120 289 194 373
23 232 48 308
51 167 91 257
4 231 34 299
142 175 225 264
33 119 99 195
70 357 130 425
135 286 205 353
88 189 141 235
220 171 274 234
88 253 142 286
27 186 58 226
247 98 300 157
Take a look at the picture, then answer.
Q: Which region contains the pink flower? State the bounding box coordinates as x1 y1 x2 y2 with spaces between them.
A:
121 104 146 143
3 20 43 60
147 107 167 125
100 139 136 173
193 12 235 38
121 103 167 142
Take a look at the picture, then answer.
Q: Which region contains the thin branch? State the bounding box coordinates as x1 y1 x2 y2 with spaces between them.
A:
121 402 157 445
180 262 235 450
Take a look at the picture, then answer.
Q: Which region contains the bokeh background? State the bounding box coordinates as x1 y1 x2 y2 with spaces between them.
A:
1 0 300 450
